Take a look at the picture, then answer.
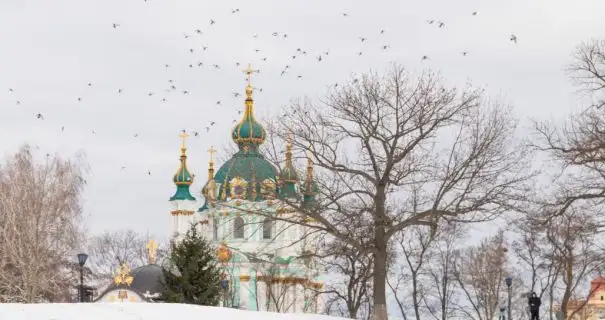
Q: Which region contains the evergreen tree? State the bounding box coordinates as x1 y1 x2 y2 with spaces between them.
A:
162 225 221 305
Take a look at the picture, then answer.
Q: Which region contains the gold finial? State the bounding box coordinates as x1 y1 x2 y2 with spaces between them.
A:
286 131 293 152
242 63 259 99
114 261 134 286
208 146 217 164
242 63 259 85
179 130 190 154
147 239 158 265
306 150 314 181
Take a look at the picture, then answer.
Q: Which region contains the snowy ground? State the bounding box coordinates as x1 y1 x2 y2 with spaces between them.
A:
0 303 347 320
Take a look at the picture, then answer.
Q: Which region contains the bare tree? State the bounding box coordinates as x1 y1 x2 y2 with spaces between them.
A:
511 216 562 320
423 223 467 320
389 224 437 320
543 209 604 319
567 39 605 109
322 240 374 319
534 39 605 230
452 230 511 320
0 145 87 302
266 64 532 320
86 229 168 288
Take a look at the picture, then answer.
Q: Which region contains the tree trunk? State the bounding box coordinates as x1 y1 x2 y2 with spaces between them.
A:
372 227 388 320
371 185 389 320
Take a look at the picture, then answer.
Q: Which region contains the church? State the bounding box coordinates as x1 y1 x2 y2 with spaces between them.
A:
167 65 324 313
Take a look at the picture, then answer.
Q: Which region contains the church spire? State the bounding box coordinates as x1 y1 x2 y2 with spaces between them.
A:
201 146 218 202
231 63 266 149
170 130 195 201
279 131 299 199
303 151 319 205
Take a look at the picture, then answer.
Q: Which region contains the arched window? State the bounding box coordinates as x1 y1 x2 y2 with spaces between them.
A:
213 218 218 240
233 216 245 239
262 218 272 240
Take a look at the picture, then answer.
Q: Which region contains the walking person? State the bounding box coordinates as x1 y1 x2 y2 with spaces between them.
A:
528 292 542 320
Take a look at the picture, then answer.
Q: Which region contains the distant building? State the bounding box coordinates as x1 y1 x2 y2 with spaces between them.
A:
557 277 605 320
168 65 324 313
94 240 164 303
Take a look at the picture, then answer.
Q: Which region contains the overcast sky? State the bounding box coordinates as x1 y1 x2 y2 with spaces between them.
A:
1 0 604 240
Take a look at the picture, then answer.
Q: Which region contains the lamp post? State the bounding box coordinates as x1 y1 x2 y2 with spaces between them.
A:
220 278 229 307
77 253 88 302
505 276 513 320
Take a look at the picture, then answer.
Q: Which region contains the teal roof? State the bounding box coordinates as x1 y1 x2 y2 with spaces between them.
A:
170 153 196 201
231 91 266 146
170 184 196 201
279 182 297 199
214 148 279 201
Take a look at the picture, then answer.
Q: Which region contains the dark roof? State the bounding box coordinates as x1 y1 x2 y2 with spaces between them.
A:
101 264 165 299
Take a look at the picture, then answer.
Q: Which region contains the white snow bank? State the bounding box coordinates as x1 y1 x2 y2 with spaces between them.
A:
0 303 347 320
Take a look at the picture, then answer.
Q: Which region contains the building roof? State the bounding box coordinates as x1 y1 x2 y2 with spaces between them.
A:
96 264 165 302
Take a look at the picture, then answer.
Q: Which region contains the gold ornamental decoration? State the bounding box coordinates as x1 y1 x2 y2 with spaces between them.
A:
216 242 232 263
147 239 158 265
261 178 277 200
230 176 248 199
114 262 134 286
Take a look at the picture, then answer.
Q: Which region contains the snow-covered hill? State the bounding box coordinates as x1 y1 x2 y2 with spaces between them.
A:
0 303 347 320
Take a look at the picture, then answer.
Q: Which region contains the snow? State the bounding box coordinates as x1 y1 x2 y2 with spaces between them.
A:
0 303 347 320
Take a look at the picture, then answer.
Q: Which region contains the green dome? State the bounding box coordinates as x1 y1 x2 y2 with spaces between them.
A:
231 85 266 146
231 113 266 145
170 152 195 201
214 149 279 201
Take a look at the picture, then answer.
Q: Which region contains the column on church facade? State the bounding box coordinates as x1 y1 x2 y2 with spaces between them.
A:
238 271 249 310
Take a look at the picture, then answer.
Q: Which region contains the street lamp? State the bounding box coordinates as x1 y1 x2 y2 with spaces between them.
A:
220 278 229 307
505 276 513 320
77 253 88 302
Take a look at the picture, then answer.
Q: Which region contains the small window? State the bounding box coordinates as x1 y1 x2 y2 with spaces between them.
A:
234 216 245 239
213 218 218 240
262 218 273 239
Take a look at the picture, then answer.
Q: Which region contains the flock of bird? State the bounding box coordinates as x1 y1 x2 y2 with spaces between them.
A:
5 4 520 177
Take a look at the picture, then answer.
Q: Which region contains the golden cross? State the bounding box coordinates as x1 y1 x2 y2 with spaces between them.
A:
179 130 189 150
146 239 158 264
208 146 217 162
242 63 259 84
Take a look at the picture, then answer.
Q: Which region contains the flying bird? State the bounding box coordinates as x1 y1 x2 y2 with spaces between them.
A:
210 19 215 25
35 113 44 120
462 51 468 56
195 29 202 34
510 34 517 43
421 55 429 60
438 21 445 28
359 37 367 42
112 23 120 29
472 11 478 16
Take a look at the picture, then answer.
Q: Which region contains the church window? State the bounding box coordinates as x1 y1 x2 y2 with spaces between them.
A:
213 218 218 240
262 218 272 239
234 216 245 239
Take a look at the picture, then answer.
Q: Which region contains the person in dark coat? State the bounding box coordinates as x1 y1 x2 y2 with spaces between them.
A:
528 292 542 320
